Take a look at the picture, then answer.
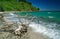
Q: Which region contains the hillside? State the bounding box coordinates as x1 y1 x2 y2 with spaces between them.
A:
0 0 40 12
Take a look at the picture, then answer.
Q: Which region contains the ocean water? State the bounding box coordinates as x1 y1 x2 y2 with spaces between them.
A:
3 12 60 39
14 12 60 39
15 12 60 23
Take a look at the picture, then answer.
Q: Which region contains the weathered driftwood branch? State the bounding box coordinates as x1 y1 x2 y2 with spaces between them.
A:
0 13 35 38
14 14 35 37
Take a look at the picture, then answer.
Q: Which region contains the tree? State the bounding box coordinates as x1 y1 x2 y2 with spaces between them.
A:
0 5 4 11
37 8 40 11
18 0 26 2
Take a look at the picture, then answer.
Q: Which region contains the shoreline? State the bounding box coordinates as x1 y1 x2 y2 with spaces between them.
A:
0 26 49 39
0 13 49 39
27 27 49 39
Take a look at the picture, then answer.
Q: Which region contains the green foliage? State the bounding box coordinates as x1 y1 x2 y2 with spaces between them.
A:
0 0 39 11
0 5 4 11
0 0 17 2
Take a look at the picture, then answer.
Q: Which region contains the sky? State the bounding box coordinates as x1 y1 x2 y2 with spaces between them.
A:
27 0 60 11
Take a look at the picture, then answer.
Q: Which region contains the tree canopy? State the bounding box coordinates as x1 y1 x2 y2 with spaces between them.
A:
0 0 40 12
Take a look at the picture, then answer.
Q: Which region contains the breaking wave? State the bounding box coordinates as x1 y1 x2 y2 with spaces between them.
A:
4 13 60 39
48 16 54 18
29 22 60 39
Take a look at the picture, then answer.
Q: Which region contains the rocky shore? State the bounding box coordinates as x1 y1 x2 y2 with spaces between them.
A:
0 27 49 39
0 12 49 39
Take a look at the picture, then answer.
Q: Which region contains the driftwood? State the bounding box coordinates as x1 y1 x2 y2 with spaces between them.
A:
0 13 36 38
14 14 36 37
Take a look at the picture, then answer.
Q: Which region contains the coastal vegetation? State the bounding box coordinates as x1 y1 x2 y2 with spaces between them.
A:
0 0 39 12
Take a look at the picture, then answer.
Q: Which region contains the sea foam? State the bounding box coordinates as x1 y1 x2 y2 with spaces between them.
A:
4 13 60 39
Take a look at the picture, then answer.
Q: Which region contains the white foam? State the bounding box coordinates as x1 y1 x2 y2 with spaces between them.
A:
4 13 60 39
29 22 47 33
48 12 51 14
48 16 54 18
10 13 14 16
29 22 60 39
0 12 4 14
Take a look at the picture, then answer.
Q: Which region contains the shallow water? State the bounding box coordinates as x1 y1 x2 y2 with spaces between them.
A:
15 12 60 39
0 12 60 39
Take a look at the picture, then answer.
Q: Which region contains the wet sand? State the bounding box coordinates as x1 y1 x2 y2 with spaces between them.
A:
0 27 49 39
27 27 49 39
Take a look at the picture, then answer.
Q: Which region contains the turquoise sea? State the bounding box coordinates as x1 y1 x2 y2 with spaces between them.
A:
14 12 60 39
16 11 60 23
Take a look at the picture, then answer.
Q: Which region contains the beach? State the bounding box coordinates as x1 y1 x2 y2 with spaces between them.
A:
0 27 49 39
27 27 49 39
1 12 60 39
0 12 49 39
